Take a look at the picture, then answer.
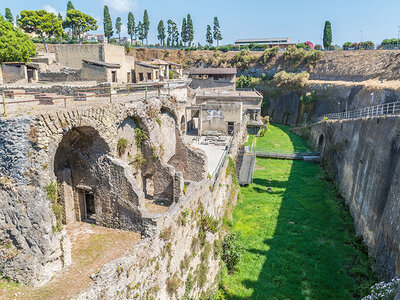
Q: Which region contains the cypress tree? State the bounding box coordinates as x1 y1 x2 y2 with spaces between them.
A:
143 10 150 45
5 8 13 23
213 17 222 46
127 12 135 45
187 14 194 47
103 5 113 43
181 18 187 47
57 13 63 21
206 25 213 45
115 17 122 43
67 1 75 11
157 20 166 46
323 21 332 50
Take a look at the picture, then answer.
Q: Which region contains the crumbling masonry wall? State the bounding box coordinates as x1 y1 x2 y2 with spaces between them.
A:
0 97 206 287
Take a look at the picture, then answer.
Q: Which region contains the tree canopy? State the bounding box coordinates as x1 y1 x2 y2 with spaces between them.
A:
127 12 135 45
181 18 188 46
115 17 122 41
64 9 97 43
103 5 113 42
213 17 222 46
157 20 165 46
167 20 179 47
323 21 332 50
137 21 145 44
143 10 150 45
5 8 14 23
206 25 213 45
18 10 63 52
187 14 194 46
0 16 36 62
67 1 75 11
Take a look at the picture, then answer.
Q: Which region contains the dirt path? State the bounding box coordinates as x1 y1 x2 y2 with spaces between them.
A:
0 223 140 300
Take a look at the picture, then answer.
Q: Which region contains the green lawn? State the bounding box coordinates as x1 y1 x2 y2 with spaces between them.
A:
221 124 375 299
254 124 312 153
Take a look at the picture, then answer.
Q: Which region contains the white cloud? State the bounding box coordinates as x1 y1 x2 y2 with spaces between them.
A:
43 5 58 15
104 0 138 12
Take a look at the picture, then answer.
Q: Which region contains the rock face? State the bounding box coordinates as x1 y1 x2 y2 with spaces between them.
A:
311 117 400 279
265 84 400 126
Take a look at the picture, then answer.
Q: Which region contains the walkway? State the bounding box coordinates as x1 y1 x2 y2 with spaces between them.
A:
238 153 256 186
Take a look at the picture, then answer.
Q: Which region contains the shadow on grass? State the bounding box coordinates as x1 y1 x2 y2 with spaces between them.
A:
226 125 373 299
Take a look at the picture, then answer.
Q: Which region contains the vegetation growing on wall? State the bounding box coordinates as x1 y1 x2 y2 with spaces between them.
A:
46 181 63 232
272 71 310 92
117 138 129 156
300 90 318 104
134 127 148 147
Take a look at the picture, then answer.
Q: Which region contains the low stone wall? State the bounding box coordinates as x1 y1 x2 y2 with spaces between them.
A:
38 69 82 82
311 116 400 279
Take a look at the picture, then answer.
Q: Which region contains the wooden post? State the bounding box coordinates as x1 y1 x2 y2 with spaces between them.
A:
2 92 6 117
109 87 112 104
64 96 67 108
145 85 148 100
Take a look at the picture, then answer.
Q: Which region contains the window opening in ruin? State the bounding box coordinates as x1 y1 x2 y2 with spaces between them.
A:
112 71 117 82
318 135 324 152
127 72 131 83
27 69 35 83
228 122 235 135
139 73 144 82
147 73 152 80
84 192 96 223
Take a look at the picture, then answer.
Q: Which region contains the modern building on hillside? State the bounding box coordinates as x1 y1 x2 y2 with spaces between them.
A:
189 68 237 89
235 38 295 49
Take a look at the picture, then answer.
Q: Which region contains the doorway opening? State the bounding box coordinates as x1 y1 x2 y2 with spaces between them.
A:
228 122 235 135
83 191 96 224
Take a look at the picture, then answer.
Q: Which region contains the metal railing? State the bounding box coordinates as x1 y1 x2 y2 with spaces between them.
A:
319 101 400 121
0 81 176 117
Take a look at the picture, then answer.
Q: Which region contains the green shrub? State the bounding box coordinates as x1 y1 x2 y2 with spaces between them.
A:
131 153 147 169
236 75 260 88
166 274 182 296
134 127 148 147
262 46 280 63
300 91 318 105
117 138 129 156
282 45 308 65
272 71 310 92
180 208 190 226
221 233 242 273
46 181 63 232
169 69 175 79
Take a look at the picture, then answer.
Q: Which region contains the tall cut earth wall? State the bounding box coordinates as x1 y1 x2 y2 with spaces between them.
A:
311 117 400 279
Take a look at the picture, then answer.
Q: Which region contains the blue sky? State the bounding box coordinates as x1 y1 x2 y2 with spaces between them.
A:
1 0 400 46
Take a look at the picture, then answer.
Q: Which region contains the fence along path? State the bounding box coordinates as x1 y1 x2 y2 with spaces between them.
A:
320 101 400 121
1 82 175 117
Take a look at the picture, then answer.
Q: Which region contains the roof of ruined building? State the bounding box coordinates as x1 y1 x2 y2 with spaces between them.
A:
136 61 160 69
151 59 182 67
190 68 237 76
194 89 263 99
2 62 39 69
82 60 121 68
235 38 291 44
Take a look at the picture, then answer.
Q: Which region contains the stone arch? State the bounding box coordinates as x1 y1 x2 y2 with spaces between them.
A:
54 126 143 231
